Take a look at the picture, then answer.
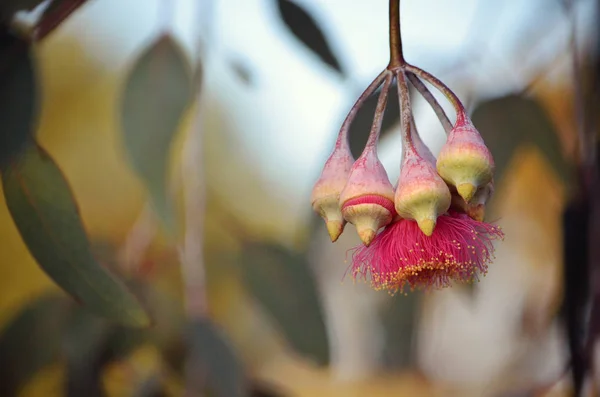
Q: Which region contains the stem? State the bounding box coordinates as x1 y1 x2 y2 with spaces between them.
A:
396 70 415 152
118 203 157 276
180 110 208 396
405 63 466 116
407 72 453 134
364 72 393 151
388 0 404 67
564 0 592 168
34 0 87 41
335 70 388 150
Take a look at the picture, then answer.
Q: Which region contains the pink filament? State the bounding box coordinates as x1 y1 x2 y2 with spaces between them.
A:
350 211 504 294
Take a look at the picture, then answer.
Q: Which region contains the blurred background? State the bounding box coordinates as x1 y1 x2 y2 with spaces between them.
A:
0 0 598 395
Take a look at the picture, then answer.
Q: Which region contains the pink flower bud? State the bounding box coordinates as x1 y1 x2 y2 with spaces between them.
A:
311 143 354 242
450 181 494 222
339 147 395 246
436 112 495 203
394 148 451 237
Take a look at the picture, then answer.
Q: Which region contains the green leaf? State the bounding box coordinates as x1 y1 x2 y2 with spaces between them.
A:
63 308 111 397
240 243 329 365
1 142 150 327
380 292 420 369
120 34 193 234
0 294 69 396
0 0 47 23
187 319 248 397
0 29 37 169
472 95 573 188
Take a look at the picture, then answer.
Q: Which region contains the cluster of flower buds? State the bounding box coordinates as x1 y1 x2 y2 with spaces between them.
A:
310 14 504 293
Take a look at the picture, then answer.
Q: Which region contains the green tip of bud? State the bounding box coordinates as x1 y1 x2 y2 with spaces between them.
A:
457 183 476 203
326 220 345 242
417 217 436 236
358 227 376 246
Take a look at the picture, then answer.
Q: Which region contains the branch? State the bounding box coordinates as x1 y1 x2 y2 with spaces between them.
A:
407 72 453 134
34 0 88 41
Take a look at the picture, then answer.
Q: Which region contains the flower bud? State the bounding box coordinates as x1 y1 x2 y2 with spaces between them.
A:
395 149 451 236
311 143 354 242
436 112 494 203
339 148 395 246
468 181 494 221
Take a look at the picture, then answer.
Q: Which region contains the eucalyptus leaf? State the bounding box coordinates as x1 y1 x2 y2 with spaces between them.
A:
186 319 248 397
63 308 111 397
471 95 572 188
1 143 150 327
132 375 167 397
0 29 37 169
0 294 69 396
120 34 193 233
275 0 344 76
240 243 329 365
380 292 420 369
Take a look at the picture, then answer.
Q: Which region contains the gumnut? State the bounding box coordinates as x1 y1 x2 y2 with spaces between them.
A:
339 147 395 246
394 143 451 237
450 180 494 222
436 111 495 203
311 142 354 242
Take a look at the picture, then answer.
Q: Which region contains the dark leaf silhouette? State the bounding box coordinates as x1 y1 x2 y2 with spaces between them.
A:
120 34 193 234
0 294 69 396
275 0 344 76
240 242 329 365
0 29 36 169
0 0 46 24
1 143 150 327
561 193 590 397
64 309 111 397
186 319 248 397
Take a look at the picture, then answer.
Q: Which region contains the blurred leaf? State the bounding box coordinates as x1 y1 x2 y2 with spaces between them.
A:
0 0 46 23
380 292 420 369
132 375 167 397
249 382 288 397
471 95 572 189
186 318 248 397
274 0 344 76
0 294 69 396
228 56 255 87
1 143 150 327
0 29 36 169
64 308 111 397
120 34 193 233
240 243 329 365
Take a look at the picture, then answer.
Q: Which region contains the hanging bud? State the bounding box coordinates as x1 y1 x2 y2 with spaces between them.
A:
339 148 395 246
395 147 451 237
436 111 494 203
311 142 354 242
450 180 494 222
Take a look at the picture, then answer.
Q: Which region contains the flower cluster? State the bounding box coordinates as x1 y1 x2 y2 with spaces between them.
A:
310 2 504 294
